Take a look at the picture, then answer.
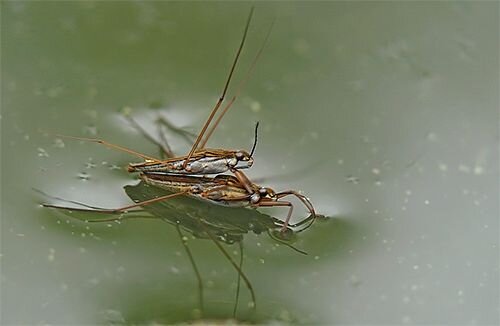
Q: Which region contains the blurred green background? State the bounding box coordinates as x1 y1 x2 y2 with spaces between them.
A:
1 1 498 324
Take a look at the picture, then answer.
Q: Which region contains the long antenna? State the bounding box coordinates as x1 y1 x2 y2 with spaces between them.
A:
183 7 255 168
198 18 275 149
249 121 260 157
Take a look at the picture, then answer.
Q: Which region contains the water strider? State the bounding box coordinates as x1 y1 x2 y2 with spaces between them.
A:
39 6 318 319
56 7 270 181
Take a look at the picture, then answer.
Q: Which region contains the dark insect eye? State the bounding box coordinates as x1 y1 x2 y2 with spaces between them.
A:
235 151 244 160
259 187 267 195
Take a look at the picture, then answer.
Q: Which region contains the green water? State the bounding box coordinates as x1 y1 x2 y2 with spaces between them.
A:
2 1 498 324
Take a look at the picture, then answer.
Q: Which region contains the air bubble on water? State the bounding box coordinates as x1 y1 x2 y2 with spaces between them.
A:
77 172 90 181
247 301 256 309
424 200 430 205
374 180 382 186
79 247 87 254
259 258 265 264
337 159 344 165
372 168 380 175
402 315 411 324
438 163 448 171
37 147 49 157
170 266 180 274
402 296 410 304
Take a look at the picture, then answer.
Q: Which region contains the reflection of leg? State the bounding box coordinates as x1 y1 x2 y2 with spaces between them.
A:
42 191 188 214
174 223 204 315
232 241 244 317
124 114 174 158
196 220 256 312
156 115 197 145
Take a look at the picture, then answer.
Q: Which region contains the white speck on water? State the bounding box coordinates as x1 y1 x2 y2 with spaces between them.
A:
438 163 448 171
60 283 68 291
337 159 344 165
83 125 98 136
402 315 411 324
108 164 121 170
88 277 100 285
46 86 63 98
372 168 380 175
170 266 180 274
424 200 430 205
259 258 265 264
403 296 410 304
458 164 471 173
249 100 261 113
374 180 382 186
413 265 419 270
314 256 320 260
426 132 438 142
102 309 125 324
48 248 55 262
77 172 90 181
79 247 87 254
85 160 96 169
37 147 49 157
346 175 360 184
53 138 65 148
24 134 30 141
473 165 484 175
411 284 419 291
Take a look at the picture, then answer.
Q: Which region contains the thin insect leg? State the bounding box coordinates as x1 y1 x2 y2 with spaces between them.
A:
42 191 188 214
196 219 256 311
198 20 275 149
52 134 160 162
257 200 294 231
232 241 244 318
173 222 204 315
230 168 256 194
276 191 316 216
183 8 255 168
276 191 317 230
123 114 174 158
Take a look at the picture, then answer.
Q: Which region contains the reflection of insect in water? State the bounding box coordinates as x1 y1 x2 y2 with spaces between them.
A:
40 7 318 319
37 181 313 317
